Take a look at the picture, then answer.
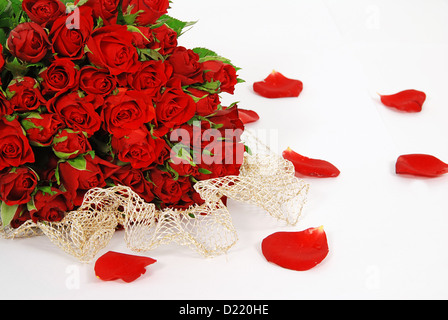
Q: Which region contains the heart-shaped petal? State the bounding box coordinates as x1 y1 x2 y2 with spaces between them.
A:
253 71 303 98
282 147 340 178
379 89 426 112
262 226 329 271
395 154 448 177
238 108 259 124
94 251 157 283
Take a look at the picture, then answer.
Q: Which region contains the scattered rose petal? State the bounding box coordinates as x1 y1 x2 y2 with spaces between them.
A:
379 89 426 112
238 108 259 124
282 147 340 178
395 154 448 177
262 226 329 271
94 251 157 283
253 70 303 98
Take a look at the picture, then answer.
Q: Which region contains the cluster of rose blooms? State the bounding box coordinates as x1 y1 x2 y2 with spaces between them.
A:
0 0 245 228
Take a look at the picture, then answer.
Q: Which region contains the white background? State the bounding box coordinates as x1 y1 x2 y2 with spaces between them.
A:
2 0 448 300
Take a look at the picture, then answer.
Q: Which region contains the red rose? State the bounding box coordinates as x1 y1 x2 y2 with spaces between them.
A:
203 60 238 94
122 0 169 26
101 88 155 137
7 77 46 113
0 44 4 73
49 6 94 60
148 168 193 208
111 126 165 169
39 58 79 96
109 164 154 202
166 46 203 86
208 105 244 133
58 153 119 206
10 205 31 229
127 60 172 97
168 158 199 177
21 112 65 146
6 22 50 63
22 0 65 27
34 152 59 183
29 187 72 223
149 24 177 56
75 0 119 25
187 88 220 116
49 93 102 136
79 66 117 97
155 80 196 130
86 24 139 76
0 116 35 170
130 26 153 48
0 167 38 206
0 92 12 116
52 128 92 159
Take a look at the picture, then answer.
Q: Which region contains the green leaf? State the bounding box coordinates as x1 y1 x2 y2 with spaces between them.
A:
157 14 197 36
192 47 219 59
5 58 28 78
0 201 18 228
197 167 212 175
9 0 22 16
36 186 58 196
67 156 87 171
191 79 221 94
123 10 144 25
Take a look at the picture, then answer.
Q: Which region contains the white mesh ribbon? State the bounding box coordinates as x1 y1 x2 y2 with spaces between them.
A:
0 134 309 263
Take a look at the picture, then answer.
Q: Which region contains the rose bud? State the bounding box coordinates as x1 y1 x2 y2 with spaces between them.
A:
75 0 120 25
0 116 35 170
187 88 221 116
10 205 32 229
29 187 73 223
0 43 4 75
79 66 117 97
48 92 102 137
109 164 155 203
127 60 172 97
166 46 204 86
39 58 79 96
49 6 94 60
21 112 65 147
148 168 193 208
121 0 169 26
155 79 196 130
101 88 155 137
111 127 166 170
0 91 12 116
22 0 66 28
202 60 238 94
52 128 92 160
57 153 119 206
86 24 138 76
7 77 46 113
0 166 38 206
6 22 50 63
149 24 177 56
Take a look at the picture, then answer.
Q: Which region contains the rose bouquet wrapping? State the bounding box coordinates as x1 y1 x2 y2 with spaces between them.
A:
0 0 308 262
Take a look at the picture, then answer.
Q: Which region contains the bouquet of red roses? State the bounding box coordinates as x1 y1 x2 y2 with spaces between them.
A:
0 0 245 231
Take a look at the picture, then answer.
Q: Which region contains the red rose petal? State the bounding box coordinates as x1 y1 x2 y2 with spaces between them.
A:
379 89 426 112
238 108 259 124
94 251 157 283
262 226 329 271
282 147 340 178
395 154 448 177
253 70 303 98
